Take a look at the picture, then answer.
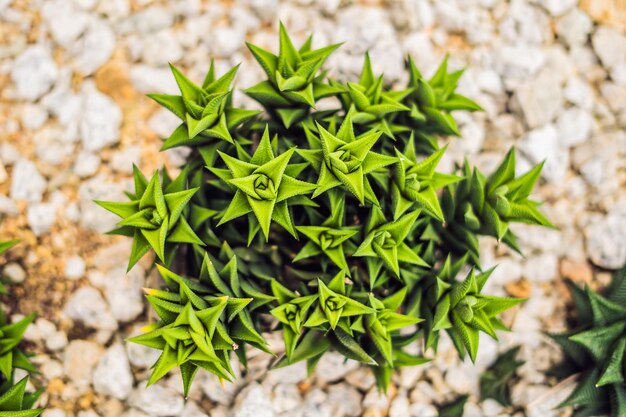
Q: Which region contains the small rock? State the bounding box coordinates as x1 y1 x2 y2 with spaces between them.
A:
130 383 185 417
21 103 49 130
314 352 359 384
519 125 569 183
10 159 47 203
514 71 563 128
592 27 626 70
64 286 118 330
46 331 68 351
42 0 90 47
272 383 302 414
482 399 504 416
409 403 438 417
93 344 134 400
11 45 58 101
72 18 116 75
180 402 209 417
79 83 122 151
78 175 127 233
563 76 594 109
585 212 626 269
40 359 64 380
61 256 85 281
556 107 593 148
389 394 410 417
3 262 26 283
63 340 104 390
42 409 67 417
27 203 56 236
524 253 559 283
126 327 160 368
73 151 101 178
141 29 184 66
130 65 178 94
209 26 244 58
326 384 362 417
111 146 141 174
232 382 274 417
104 268 145 322
540 0 577 16
77 410 100 417
555 8 593 46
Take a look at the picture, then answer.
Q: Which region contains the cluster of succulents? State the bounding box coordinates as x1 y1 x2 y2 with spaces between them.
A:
99 25 552 393
0 240 44 417
550 266 626 417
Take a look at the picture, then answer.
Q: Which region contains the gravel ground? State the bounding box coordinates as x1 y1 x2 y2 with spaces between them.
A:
1 1 626 416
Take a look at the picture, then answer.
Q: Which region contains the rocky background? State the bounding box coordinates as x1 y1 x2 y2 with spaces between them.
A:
1 0 625 416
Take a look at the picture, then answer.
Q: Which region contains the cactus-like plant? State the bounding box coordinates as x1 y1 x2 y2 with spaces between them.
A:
480 345 524 407
0 241 43 416
100 25 552 393
551 266 626 417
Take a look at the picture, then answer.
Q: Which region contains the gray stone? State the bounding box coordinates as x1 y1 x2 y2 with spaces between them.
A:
110 146 141 174
26 203 56 236
585 211 626 269
326 384 362 417
555 8 593 46
20 103 48 130
72 18 115 75
79 83 122 151
42 0 89 47
74 151 101 178
130 383 186 417
409 404 438 417
10 159 47 202
46 331 68 351
11 45 58 101
389 395 410 417
180 402 209 417
64 286 118 330
592 27 626 70
563 76 594 110
131 7 174 34
314 351 359 384
232 382 274 417
540 0 577 16
3 263 25 283
514 70 563 128
104 268 144 322
63 340 104 390
130 65 179 95
93 344 134 400
556 107 593 148
519 125 569 183
523 253 559 283
141 29 183 66
64 255 86 280
272 384 302 414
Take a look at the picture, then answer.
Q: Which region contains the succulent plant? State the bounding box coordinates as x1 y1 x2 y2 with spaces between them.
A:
101 25 552 393
438 148 554 265
0 241 43 416
407 255 523 362
438 395 469 417
480 345 524 407
551 266 626 417
96 167 204 271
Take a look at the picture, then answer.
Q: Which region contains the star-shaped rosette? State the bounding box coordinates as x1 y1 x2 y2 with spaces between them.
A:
304 271 375 331
148 61 260 150
269 279 318 360
96 167 204 271
0 376 43 417
332 53 411 138
404 56 483 141
414 255 522 362
297 110 397 205
354 288 422 366
197 248 271 354
392 137 460 221
245 23 343 128
294 191 359 272
353 207 428 281
212 126 316 240
440 148 554 264
129 265 240 396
